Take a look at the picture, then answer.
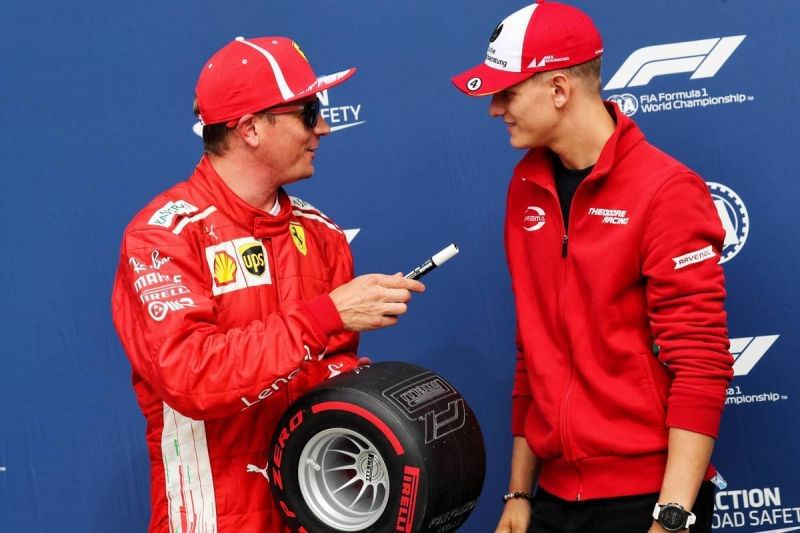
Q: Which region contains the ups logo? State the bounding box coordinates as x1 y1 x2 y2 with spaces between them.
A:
238 242 266 276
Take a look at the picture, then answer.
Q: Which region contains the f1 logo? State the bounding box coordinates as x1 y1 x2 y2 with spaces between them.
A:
604 35 746 90
730 335 779 377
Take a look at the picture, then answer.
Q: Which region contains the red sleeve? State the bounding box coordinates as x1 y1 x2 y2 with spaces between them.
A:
287 234 360 403
112 227 354 420
511 326 532 436
641 173 733 438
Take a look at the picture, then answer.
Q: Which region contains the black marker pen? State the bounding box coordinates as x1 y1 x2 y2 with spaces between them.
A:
405 244 460 280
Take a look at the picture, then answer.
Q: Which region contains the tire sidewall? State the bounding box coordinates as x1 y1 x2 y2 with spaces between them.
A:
271 388 426 533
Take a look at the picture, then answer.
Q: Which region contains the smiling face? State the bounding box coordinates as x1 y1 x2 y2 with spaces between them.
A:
255 97 331 185
488 75 560 150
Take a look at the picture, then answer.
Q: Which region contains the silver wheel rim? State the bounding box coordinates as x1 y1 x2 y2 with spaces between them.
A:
298 427 390 531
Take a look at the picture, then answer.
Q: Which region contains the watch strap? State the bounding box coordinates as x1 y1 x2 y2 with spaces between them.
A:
652 502 696 531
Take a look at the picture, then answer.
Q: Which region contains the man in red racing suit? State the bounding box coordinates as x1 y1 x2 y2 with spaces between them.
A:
112 36 424 532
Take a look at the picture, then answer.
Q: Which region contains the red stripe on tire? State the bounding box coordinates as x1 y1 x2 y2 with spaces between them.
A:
311 401 405 455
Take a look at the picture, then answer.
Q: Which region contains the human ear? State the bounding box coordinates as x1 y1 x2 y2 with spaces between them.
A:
233 114 260 148
550 73 570 109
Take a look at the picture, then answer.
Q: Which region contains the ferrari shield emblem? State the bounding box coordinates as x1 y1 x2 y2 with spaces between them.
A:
289 222 307 256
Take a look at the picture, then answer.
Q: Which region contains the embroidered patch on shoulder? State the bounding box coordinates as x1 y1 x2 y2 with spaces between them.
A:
672 245 716 270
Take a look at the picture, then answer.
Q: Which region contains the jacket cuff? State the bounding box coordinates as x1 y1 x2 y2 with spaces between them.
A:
666 402 723 439
304 294 345 337
511 396 532 436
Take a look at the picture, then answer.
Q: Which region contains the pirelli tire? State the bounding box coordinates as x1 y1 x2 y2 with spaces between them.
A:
269 361 486 532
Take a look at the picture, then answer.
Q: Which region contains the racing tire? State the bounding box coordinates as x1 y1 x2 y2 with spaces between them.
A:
269 361 486 532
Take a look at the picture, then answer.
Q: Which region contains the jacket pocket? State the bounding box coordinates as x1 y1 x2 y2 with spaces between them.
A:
637 351 668 417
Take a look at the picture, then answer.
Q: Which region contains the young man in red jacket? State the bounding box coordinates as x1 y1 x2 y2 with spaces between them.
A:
112 36 424 532
452 3 733 532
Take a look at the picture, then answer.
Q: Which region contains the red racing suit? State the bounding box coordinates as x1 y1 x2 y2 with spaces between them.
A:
506 103 733 501
112 156 359 532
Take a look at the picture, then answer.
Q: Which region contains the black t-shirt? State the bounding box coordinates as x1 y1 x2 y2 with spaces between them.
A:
552 154 593 231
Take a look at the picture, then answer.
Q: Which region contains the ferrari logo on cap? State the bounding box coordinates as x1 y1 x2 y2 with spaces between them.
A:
292 41 308 62
290 222 307 255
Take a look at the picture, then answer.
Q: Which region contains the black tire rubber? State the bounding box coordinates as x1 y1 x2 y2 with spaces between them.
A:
269 361 486 532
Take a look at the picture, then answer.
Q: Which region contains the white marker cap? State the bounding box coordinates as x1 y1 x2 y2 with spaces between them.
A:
432 243 459 267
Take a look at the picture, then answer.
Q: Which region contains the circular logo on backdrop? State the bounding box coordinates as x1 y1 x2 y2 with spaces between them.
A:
607 94 639 116
466 77 482 91
490 23 504 43
522 206 546 232
707 182 749 263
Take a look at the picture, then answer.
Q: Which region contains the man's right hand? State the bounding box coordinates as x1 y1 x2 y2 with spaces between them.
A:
495 499 532 533
329 273 425 331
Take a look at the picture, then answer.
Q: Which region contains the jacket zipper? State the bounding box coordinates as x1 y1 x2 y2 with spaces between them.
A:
554 180 585 501
264 237 280 302
264 237 288 403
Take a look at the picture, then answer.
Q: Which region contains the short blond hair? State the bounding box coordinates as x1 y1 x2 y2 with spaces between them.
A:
563 57 602 94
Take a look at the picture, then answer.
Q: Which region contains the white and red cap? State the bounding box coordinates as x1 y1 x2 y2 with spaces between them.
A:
195 36 356 125
452 1 603 96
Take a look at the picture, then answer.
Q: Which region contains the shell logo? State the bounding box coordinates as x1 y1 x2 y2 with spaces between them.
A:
213 252 238 286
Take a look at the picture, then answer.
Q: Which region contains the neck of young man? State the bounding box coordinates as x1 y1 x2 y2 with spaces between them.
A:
208 152 282 212
549 99 616 171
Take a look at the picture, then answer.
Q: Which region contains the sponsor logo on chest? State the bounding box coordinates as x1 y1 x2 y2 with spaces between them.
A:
587 207 630 225
522 206 547 232
205 237 272 296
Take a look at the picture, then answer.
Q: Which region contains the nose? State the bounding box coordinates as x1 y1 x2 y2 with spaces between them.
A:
314 115 331 136
489 93 507 118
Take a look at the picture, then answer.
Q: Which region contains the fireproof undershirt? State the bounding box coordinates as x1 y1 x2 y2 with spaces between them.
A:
552 153 594 231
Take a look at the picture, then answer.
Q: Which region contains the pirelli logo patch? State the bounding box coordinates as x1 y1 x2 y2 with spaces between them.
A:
672 245 716 270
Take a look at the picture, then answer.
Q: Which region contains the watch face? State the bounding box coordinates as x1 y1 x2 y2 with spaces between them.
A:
659 505 686 530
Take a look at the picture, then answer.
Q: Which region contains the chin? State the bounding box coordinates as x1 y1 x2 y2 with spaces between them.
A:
509 137 531 150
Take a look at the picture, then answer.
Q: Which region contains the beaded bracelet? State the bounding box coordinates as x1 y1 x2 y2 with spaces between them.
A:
502 491 534 503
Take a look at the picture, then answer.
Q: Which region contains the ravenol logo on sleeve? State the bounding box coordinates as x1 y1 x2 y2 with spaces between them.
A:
672 245 716 270
604 36 746 91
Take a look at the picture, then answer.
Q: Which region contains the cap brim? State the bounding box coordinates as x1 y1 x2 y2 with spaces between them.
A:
291 67 357 102
451 63 533 97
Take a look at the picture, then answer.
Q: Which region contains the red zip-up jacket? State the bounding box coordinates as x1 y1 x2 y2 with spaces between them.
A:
506 103 733 501
112 156 358 532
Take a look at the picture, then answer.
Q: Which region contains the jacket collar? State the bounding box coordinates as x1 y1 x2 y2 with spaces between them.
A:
192 155 293 238
514 102 645 189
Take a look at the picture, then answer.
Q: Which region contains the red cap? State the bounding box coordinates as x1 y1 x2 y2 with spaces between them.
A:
451 1 603 96
195 36 356 125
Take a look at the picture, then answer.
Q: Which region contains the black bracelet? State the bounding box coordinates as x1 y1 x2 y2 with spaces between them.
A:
502 491 534 503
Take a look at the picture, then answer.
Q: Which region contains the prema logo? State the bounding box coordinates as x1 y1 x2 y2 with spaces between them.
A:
730 335 779 377
522 206 546 232
604 35 746 90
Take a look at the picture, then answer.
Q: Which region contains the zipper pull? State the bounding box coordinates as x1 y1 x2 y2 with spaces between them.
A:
561 235 569 257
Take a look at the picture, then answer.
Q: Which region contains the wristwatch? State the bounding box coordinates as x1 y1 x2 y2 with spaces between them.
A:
652 502 696 531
